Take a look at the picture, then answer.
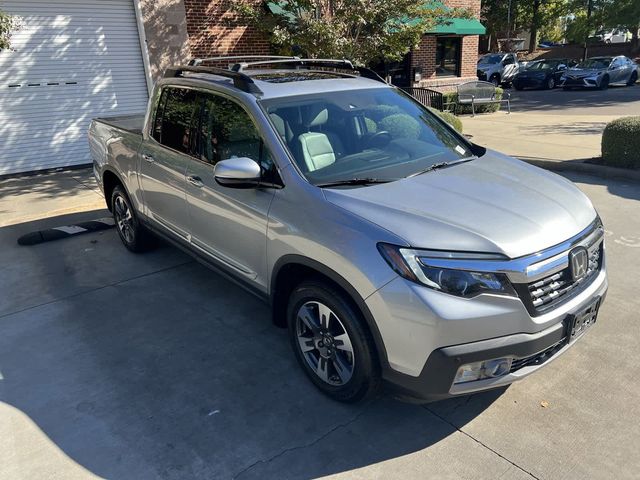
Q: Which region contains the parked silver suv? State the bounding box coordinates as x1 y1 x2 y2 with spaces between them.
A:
89 57 607 403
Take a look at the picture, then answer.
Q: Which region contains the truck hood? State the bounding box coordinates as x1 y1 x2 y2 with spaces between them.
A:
324 152 596 259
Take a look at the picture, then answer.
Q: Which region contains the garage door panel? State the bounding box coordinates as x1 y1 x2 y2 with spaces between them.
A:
0 0 149 175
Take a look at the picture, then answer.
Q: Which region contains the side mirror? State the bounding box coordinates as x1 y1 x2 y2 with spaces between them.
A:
558 64 567 70
214 157 261 188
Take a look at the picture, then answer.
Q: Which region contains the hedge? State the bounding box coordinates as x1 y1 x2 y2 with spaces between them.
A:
430 109 463 133
444 87 504 114
379 113 422 139
601 116 640 169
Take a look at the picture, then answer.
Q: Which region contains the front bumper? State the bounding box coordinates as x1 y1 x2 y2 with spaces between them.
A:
372 268 607 402
561 76 600 88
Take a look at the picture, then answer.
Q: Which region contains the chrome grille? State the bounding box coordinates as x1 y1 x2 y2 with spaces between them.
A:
527 244 602 311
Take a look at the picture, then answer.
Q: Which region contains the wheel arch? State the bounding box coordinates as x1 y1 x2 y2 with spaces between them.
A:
102 168 126 212
270 255 389 368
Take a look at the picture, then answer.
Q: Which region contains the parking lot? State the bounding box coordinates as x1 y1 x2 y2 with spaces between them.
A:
1 167 639 479
505 82 640 115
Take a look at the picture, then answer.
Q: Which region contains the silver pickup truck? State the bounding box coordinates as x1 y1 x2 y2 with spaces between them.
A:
89 57 607 403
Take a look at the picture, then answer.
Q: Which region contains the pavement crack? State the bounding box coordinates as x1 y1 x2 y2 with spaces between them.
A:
423 405 541 480
232 400 374 480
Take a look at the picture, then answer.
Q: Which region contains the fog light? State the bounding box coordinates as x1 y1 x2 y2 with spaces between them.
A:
453 358 513 385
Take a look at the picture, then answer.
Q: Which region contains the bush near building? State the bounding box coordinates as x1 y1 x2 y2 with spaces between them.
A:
430 109 463 133
601 116 640 169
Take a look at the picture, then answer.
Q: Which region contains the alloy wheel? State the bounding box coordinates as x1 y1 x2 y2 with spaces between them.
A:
547 77 555 89
295 301 355 386
113 195 135 244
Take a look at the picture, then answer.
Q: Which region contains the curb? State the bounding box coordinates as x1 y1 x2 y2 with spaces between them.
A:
518 157 640 183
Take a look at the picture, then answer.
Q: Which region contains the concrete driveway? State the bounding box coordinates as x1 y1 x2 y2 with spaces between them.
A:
1 170 639 480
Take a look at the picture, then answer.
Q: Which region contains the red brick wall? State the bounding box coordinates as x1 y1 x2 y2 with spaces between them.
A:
410 0 482 90
182 0 270 60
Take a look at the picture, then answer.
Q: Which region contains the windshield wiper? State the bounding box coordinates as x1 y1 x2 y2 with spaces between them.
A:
406 157 476 178
316 178 392 188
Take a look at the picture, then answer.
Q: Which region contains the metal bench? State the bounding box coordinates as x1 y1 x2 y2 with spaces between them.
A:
455 81 510 116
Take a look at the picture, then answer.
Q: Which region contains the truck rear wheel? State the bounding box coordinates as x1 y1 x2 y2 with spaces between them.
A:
287 280 380 403
111 185 154 253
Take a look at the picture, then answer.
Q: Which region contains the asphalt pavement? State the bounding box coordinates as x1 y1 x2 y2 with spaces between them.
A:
0 170 639 479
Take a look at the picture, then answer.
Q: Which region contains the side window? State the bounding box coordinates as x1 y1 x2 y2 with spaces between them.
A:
198 93 274 171
156 87 199 154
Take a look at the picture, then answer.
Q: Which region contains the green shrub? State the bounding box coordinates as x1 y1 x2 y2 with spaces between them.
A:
432 109 463 133
378 113 421 139
601 116 640 169
444 87 504 115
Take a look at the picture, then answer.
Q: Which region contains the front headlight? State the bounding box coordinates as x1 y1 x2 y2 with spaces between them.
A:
378 243 517 298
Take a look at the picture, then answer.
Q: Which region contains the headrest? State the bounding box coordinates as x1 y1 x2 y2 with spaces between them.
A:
302 105 329 128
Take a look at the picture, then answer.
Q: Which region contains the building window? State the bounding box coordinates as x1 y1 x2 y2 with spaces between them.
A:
435 37 461 77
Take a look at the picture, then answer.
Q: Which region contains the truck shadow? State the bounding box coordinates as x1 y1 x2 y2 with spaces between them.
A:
0 211 503 479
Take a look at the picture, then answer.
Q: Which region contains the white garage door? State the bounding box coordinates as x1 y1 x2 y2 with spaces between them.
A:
0 0 149 175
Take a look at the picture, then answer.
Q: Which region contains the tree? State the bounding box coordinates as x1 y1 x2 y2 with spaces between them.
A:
0 10 22 50
230 0 471 66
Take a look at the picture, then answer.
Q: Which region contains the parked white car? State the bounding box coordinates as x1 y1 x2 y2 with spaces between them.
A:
477 53 520 86
596 29 631 43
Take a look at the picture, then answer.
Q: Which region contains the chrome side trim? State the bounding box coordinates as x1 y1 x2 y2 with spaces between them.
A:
414 219 603 284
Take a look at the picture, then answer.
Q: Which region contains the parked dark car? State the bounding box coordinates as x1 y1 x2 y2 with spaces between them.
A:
513 58 576 90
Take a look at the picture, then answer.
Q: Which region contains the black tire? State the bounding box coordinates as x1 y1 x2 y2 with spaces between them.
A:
627 71 638 86
489 74 500 87
599 75 609 90
287 280 380 403
111 185 154 253
545 76 555 90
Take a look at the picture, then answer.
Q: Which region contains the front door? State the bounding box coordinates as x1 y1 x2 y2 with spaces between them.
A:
185 92 277 289
139 86 199 239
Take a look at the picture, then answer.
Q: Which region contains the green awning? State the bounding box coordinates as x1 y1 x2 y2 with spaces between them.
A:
267 1 486 35
427 18 486 35
267 1 295 22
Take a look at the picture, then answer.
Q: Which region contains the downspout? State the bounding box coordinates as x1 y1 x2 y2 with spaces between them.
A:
132 0 154 96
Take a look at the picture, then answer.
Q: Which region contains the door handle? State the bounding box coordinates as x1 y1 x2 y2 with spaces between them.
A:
187 175 204 188
142 154 155 163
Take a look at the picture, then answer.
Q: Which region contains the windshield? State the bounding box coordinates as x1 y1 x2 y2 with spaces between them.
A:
479 54 502 65
526 60 559 70
261 88 473 186
577 58 611 69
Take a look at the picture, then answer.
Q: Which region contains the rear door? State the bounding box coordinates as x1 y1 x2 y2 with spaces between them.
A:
184 91 277 288
139 86 199 240
610 57 625 83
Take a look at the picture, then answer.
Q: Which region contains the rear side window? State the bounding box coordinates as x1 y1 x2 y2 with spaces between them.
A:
153 87 199 154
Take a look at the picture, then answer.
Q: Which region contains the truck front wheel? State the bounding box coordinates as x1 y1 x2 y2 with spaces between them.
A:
287 280 380 403
111 185 154 253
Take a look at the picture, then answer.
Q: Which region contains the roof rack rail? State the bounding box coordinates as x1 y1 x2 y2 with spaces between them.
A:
188 55 298 67
230 58 387 84
164 66 263 95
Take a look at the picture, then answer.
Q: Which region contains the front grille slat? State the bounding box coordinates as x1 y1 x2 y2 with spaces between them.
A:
509 339 566 373
523 243 602 314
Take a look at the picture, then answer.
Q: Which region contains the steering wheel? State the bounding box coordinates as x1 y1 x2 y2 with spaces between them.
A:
367 130 392 148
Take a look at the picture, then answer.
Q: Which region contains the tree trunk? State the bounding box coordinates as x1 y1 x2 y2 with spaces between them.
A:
528 0 541 53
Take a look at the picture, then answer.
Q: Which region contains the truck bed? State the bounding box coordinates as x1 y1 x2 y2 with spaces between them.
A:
93 114 145 135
